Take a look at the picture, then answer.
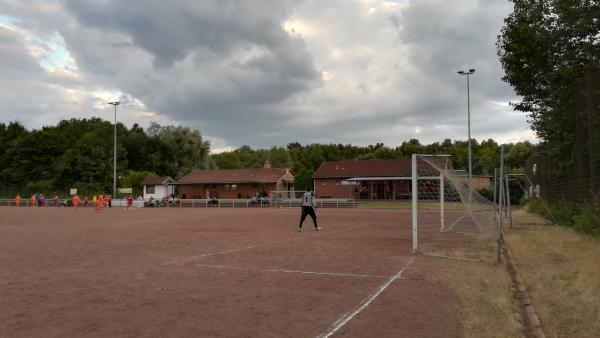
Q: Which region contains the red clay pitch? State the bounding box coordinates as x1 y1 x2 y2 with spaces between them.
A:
1 207 463 337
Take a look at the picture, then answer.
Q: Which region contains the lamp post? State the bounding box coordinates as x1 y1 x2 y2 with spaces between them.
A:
108 101 120 199
457 68 475 205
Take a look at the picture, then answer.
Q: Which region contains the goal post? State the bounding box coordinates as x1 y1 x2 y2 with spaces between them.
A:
411 154 497 254
412 154 451 252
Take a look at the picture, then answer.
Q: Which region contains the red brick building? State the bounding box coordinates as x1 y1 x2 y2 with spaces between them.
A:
313 159 414 200
313 159 492 200
177 165 294 199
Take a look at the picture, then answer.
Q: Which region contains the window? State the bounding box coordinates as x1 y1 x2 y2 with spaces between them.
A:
225 184 230 190
231 184 237 190
146 185 155 194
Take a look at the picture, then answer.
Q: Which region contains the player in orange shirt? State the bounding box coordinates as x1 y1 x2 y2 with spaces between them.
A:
72 194 80 210
30 194 36 207
96 194 104 213
15 194 22 207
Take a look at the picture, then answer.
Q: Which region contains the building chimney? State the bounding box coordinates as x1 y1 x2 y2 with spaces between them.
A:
264 160 271 169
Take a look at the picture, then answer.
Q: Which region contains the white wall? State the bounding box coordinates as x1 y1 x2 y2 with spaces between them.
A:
143 184 169 200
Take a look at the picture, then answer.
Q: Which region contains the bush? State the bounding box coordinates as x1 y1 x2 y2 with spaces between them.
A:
476 187 493 202
573 202 600 235
527 198 600 235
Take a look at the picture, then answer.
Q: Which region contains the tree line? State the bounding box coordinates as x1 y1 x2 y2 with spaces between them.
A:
212 139 535 192
0 118 210 198
0 117 535 199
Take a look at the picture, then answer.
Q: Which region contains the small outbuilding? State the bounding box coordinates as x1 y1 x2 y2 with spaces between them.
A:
141 176 176 201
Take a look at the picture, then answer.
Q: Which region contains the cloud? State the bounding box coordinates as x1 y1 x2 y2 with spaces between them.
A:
0 0 535 150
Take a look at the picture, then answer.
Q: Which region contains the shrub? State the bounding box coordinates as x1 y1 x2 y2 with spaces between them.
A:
527 198 600 235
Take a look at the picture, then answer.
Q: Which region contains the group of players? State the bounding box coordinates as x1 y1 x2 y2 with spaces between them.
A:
13 193 135 212
12 189 322 231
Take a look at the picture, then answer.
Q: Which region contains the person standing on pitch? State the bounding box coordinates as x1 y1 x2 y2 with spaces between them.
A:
15 194 22 207
298 188 321 232
73 194 80 210
127 195 133 210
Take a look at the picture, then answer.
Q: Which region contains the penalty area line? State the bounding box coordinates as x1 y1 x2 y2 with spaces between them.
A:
161 223 367 266
161 238 295 266
317 257 415 338
194 263 391 279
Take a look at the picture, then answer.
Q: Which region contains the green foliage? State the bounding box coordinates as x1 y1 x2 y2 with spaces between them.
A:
573 203 600 235
527 198 600 235
476 187 494 202
211 140 534 191
497 0 600 145
120 170 157 197
1 118 535 200
0 118 209 197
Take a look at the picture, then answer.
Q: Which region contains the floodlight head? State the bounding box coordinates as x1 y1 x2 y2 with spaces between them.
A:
457 71 465 75
469 68 476 73
108 101 120 106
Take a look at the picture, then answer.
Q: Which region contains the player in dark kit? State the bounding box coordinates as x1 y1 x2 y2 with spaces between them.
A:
298 189 321 232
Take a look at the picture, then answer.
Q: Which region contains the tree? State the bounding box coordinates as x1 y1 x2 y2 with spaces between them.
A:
497 0 600 144
147 122 211 177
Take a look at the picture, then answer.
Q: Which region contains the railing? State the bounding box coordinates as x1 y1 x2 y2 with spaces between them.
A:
0 198 357 208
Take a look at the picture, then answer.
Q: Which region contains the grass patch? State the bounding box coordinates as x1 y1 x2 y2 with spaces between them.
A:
506 222 600 337
526 198 600 234
436 253 520 337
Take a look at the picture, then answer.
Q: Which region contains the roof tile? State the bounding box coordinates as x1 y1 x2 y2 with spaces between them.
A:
178 168 291 184
312 160 412 178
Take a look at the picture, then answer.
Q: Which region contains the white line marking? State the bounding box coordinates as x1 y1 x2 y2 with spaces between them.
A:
161 223 368 266
443 214 467 233
194 263 391 279
161 238 295 266
317 258 415 338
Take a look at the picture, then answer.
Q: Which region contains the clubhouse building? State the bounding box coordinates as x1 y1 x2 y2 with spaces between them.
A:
177 162 294 199
312 159 492 200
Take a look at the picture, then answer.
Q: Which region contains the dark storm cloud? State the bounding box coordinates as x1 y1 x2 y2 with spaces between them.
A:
60 0 321 129
65 0 292 67
0 0 534 149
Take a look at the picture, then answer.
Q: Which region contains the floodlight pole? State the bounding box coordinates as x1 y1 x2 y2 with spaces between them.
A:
411 154 418 253
108 101 120 199
458 69 475 208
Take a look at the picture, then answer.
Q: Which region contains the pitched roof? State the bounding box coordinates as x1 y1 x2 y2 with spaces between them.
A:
312 160 413 178
178 168 292 184
141 176 176 185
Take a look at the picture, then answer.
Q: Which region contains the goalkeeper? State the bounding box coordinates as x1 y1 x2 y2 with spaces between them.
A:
298 188 321 232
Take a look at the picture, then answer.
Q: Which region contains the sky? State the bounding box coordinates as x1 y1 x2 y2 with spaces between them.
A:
0 0 536 153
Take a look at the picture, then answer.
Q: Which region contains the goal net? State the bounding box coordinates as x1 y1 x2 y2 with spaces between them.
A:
270 190 306 200
411 154 498 258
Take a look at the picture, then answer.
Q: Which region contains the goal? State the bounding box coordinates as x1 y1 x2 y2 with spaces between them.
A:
270 190 306 200
411 154 497 256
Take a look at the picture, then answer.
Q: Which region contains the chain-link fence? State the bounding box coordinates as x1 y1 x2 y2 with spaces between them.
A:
524 65 600 232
